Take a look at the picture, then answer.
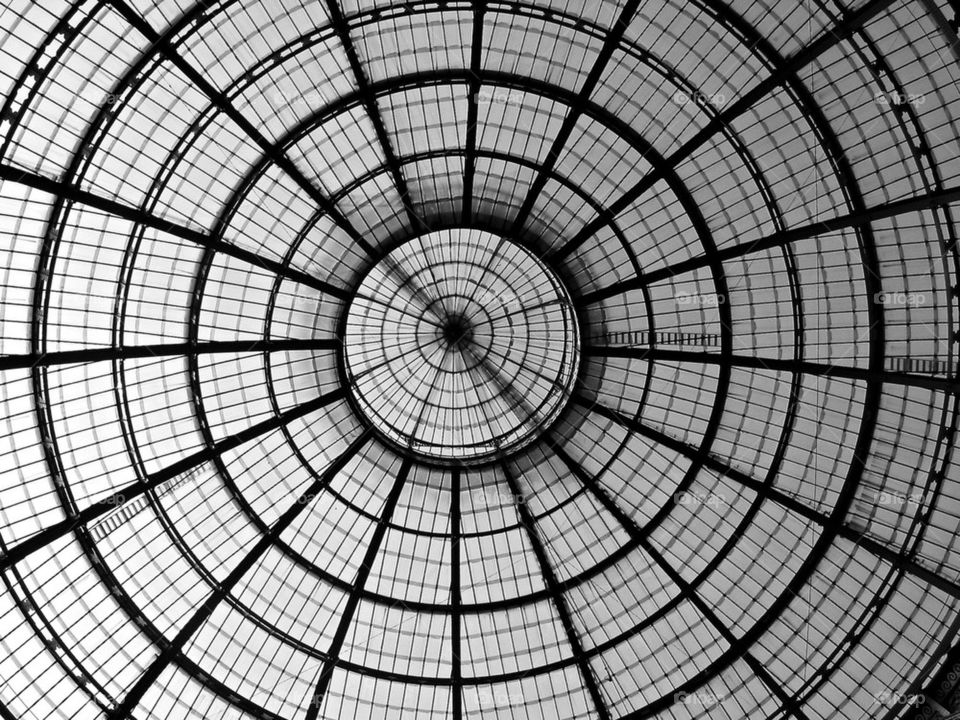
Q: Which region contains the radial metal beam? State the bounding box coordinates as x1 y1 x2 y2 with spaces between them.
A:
917 0 960 63
450 467 463 720
313 2 444 303
107 0 375 255
321 0 422 232
104 431 370 719
584 346 960 394
330 144 640 274
304 457 414 720
509 0 641 233
578 397 960 600
462 1 487 223
0 387 348 571
0 337 341 372
647 539 812 720
0 163 350 301
657 4 884 714
902 615 960 720
262 67 694 257
547 439 810 719
499 461 613 720
579 185 960 305
550 0 902 263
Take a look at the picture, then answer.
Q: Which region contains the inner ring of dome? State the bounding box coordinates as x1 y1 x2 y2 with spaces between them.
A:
342 228 580 465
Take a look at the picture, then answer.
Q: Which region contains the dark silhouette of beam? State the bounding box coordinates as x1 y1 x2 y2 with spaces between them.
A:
321 0 422 231
550 439 810 719
917 0 960 63
510 0 642 233
550 0 902 264
104 431 370 719
107 0 376 255
902 617 960 720
304 457 414 720
0 337 341 372
579 185 960 305
0 387 348 570
450 467 463 720
462 2 487 223
584 346 960 394
577 397 960 600
500 461 613 720
0 163 350 300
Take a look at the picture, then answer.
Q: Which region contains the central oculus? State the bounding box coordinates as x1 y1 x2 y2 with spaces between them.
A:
342 229 580 465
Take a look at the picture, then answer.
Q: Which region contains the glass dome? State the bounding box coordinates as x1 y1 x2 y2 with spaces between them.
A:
0 1 959 719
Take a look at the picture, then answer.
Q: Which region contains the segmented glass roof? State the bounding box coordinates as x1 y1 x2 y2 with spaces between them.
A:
0 1 959 719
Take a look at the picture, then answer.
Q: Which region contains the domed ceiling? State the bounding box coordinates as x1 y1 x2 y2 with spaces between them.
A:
0 1 959 719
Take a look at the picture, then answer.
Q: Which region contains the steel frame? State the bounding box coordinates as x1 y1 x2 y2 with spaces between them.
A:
0 0 956 717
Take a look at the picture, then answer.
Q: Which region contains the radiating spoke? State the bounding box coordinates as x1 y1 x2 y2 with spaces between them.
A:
500 461 612 720
0 387 349 570
549 0 902 263
304 457 414 720
510 0 642 233
0 163 350 300
108 0 376 257
578 185 960 306
585 345 960 393
0 337 341 371
103 431 370 720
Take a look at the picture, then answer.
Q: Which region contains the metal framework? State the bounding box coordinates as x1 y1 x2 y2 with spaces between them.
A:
0 1 959 719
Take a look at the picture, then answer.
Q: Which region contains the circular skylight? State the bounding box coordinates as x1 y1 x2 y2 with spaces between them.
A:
343 229 580 464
